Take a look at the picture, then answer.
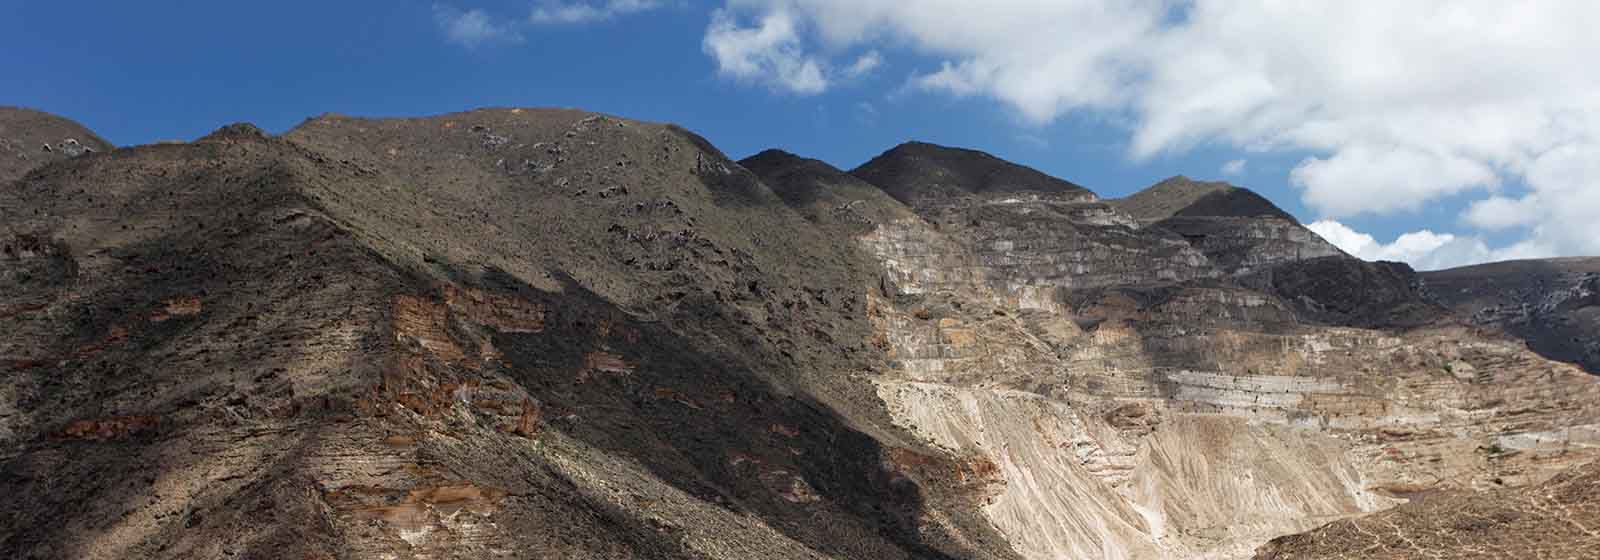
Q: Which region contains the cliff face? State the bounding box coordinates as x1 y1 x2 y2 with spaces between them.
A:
3 108 1598 560
795 145 1600 558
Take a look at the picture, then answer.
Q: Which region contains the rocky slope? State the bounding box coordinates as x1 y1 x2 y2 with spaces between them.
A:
2 110 1014 560
0 106 114 185
1114 176 1345 275
1254 460 1600 559
751 143 1600 559
1422 257 1600 373
3 107 1598 560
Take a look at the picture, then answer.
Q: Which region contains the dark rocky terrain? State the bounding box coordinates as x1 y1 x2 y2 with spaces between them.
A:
1423 258 1600 373
2 106 1597 559
850 141 1096 209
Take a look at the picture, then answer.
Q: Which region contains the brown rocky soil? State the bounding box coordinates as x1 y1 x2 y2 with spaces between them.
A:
1255 459 1600 559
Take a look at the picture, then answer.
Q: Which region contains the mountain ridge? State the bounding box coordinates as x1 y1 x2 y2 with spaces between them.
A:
4 106 1598 560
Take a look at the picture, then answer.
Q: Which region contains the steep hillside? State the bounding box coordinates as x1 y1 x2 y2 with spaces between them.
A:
1242 257 1446 328
1 110 1018 560
1423 258 1600 373
4 108 1600 560
753 151 1600 558
1114 177 1345 275
0 107 115 185
737 149 914 234
1255 459 1600 559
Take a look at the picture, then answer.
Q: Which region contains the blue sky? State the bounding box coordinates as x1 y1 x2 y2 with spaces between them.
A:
6 1 1596 269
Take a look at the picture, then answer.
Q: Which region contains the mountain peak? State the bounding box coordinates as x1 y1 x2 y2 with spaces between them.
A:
1115 176 1294 223
0 106 116 184
849 140 1095 207
197 122 270 143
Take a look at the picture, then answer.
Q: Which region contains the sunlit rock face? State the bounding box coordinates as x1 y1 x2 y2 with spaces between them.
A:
743 144 1600 559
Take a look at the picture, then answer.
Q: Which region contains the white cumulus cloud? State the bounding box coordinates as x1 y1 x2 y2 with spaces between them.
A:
704 1 1600 267
435 1 661 47
703 8 828 94
1220 159 1246 176
434 4 524 47
529 0 661 24
1307 220 1550 271
843 50 882 78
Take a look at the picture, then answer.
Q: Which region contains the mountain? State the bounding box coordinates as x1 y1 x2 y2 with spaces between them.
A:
0 107 114 185
1423 257 1600 373
1112 176 1295 224
1112 176 1346 275
3 109 1009 560
850 141 1096 209
737 149 913 233
3 106 1598 560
